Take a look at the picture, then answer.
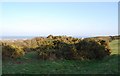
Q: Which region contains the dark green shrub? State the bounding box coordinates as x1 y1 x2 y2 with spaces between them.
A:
36 44 56 60
53 40 76 60
75 39 111 60
36 40 76 60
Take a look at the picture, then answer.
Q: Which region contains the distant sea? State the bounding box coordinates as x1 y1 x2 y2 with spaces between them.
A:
0 36 37 40
0 36 90 40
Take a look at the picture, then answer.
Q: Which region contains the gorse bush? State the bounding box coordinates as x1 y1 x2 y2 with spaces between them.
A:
36 39 111 60
36 40 73 60
2 45 13 59
75 39 111 60
47 35 81 44
2 45 25 59
53 40 73 59
10 45 25 58
1 35 112 60
36 43 56 60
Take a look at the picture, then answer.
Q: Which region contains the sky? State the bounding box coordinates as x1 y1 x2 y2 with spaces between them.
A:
1 2 118 37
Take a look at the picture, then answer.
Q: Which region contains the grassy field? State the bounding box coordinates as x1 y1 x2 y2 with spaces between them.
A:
2 40 119 74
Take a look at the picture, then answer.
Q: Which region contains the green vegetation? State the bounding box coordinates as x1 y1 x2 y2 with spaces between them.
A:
110 40 119 54
2 36 119 74
1 35 111 60
75 39 110 60
2 45 25 59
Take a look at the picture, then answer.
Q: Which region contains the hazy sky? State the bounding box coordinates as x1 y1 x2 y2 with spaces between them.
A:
1 2 118 37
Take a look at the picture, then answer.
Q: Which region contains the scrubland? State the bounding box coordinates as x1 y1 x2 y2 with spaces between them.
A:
1 35 119 74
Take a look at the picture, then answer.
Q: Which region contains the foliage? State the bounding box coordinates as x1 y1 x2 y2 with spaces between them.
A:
53 40 73 59
75 39 111 60
1 35 112 60
36 39 111 60
2 40 119 74
2 45 25 59
36 44 56 60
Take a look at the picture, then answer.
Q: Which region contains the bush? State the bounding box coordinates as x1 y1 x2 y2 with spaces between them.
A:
36 44 56 60
1 35 111 60
75 39 111 60
36 40 75 60
36 39 111 60
2 45 25 59
53 40 73 59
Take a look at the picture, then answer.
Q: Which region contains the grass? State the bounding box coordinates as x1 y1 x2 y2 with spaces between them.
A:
109 40 119 54
2 40 119 74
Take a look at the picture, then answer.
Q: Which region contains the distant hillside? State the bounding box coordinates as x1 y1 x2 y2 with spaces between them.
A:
85 35 120 42
110 35 120 40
